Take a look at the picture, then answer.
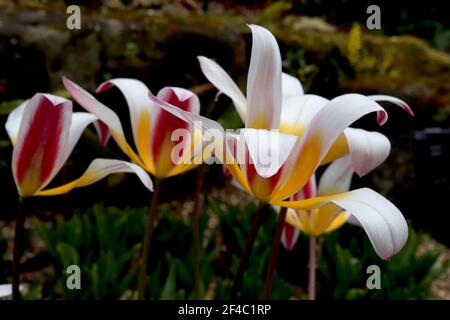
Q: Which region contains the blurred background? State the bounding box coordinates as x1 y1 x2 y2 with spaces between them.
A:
0 0 448 299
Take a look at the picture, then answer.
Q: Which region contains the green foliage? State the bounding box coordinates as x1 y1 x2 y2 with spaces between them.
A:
209 199 293 299
318 224 448 299
36 205 144 299
29 202 447 300
35 204 215 299
257 1 292 24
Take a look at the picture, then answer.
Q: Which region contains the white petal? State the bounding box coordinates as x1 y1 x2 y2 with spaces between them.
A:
63 112 99 162
156 86 201 114
5 93 70 147
63 77 143 166
318 155 353 196
274 94 387 200
274 188 408 259
344 128 391 177
148 90 227 163
96 78 154 154
0 284 12 298
280 94 329 134
5 100 28 145
282 73 303 98
241 128 297 178
369 95 414 119
149 91 252 192
246 25 282 129
37 159 153 196
198 56 247 121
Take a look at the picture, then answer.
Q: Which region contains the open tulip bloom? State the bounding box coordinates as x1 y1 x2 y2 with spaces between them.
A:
61 76 207 299
5 93 153 197
146 24 413 297
278 155 408 260
148 24 411 225
150 24 413 204
62 77 203 179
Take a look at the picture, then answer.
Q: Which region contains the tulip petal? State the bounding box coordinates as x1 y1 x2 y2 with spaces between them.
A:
96 78 155 163
147 87 201 177
292 175 317 200
241 128 297 178
369 95 414 121
0 284 12 298
282 73 303 98
246 25 282 129
280 94 329 135
198 56 247 121
63 112 99 161
148 91 252 192
149 90 226 160
281 221 300 251
12 94 72 197
318 155 353 196
344 128 391 177
93 120 111 147
274 94 387 200
5 100 28 145
273 188 408 259
36 159 153 196
325 211 350 233
63 77 144 167
320 133 349 165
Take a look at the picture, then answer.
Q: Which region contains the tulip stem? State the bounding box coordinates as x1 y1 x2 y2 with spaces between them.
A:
138 178 162 300
12 197 25 300
308 236 317 300
192 164 205 299
262 206 287 300
230 202 268 300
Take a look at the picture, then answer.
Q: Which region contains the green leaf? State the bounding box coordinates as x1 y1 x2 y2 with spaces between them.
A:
160 265 177 300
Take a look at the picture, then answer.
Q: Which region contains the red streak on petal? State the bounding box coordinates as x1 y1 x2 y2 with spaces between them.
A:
16 97 65 186
283 223 296 250
268 166 282 190
151 90 191 162
95 120 111 147
302 177 316 199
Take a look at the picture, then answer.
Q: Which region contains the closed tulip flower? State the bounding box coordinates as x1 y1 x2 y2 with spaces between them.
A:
5 92 153 300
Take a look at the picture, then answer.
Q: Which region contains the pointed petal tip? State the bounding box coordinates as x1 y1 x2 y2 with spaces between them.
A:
62 76 76 91
95 81 114 94
370 94 414 119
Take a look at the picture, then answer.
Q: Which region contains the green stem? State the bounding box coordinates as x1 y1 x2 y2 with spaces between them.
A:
262 206 287 300
308 236 317 300
138 178 161 300
12 197 25 300
230 202 268 300
192 164 205 299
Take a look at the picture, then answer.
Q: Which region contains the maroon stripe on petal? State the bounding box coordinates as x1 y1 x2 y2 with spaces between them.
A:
283 223 296 250
151 90 191 166
15 97 67 186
